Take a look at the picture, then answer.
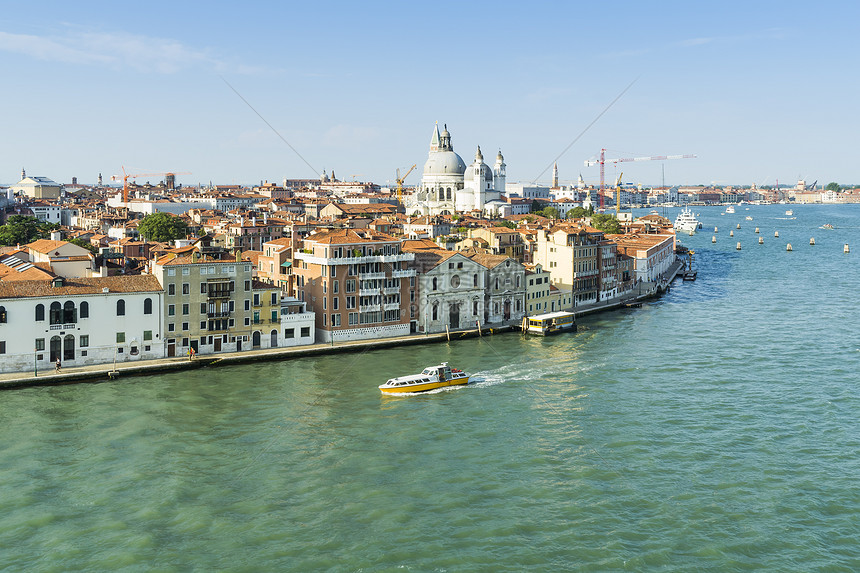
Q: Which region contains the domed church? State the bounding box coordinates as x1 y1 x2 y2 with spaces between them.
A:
405 123 505 216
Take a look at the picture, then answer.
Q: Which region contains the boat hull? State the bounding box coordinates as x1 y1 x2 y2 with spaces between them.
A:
379 376 470 394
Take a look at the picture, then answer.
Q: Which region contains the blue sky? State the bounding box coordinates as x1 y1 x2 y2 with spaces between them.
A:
2 1 858 188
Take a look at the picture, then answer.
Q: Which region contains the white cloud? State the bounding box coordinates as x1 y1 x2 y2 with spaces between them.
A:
0 29 266 74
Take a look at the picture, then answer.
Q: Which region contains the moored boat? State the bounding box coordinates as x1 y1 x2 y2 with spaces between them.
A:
379 362 470 394
821 223 835 230
725 205 735 214
524 311 577 335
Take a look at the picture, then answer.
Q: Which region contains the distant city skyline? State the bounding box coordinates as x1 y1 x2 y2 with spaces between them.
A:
2 1 858 188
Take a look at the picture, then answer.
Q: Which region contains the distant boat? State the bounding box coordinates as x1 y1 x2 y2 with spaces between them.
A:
821 223 835 230
785 209 794 216
674 207 701 233
725 205 735 213
745 216 753 221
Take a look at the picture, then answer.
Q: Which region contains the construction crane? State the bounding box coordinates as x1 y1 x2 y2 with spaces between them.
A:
395 164 416 205
112 166 191 203
585 149 696 209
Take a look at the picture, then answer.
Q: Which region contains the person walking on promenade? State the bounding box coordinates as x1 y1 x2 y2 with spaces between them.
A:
55 358 61 373
189 347 195 361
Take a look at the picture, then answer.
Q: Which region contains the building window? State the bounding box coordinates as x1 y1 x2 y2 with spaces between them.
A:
182 322 189 331
35 303 45 322
432 304 438 321
35 338 45 351
244 280 251 291
331 313 341 327
244 317 250 326
182 283 190 295
0 306 6 323
473 274 478 287
271 310 278 322
168 268 176 277
182 303 189 315
201 303 207 314
50 301 62 324
244 300 250 311
182 267 190 275
271 292 278 305
201 283 207 294
168 304 175 316
333 297 339 310
301 327 310 337
79 335 89 347
0 341 4 354
432 277 437 291
117 299 125 316
168 323 175 332
63 301 76 324
333 280 339 294
116 332 125 343
144 331 153 341
168 283 175 296
346 279 356 293
284 328 295 339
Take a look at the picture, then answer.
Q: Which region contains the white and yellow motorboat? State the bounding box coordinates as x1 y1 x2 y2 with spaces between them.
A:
379 362 470 394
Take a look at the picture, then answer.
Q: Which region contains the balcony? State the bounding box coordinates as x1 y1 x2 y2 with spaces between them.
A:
383 286 401 295
361 304 382 312
390 269 416 278
384 302 401 311
294 252 414 266
49 323 76 331
207 311 231 319
280 311 315 323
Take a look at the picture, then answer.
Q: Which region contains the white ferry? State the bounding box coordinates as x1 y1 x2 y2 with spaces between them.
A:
674 207 701 233
379 362 470 394
725 205 735 213
524 311 577 336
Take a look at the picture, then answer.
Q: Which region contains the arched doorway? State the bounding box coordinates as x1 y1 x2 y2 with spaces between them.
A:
270 329 278 348
63 334 75 361
252 331 261 348
50 336 61 362
503 299 511 320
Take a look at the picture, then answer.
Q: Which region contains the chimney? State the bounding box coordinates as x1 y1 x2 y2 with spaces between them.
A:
235 251 241 263
192 251 199 263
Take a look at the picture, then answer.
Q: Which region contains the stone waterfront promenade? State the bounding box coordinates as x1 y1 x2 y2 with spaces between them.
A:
1 260 682 390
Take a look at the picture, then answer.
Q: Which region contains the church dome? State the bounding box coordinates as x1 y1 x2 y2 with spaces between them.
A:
423 150 467 176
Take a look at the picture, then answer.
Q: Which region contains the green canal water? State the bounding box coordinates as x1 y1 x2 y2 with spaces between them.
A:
2 204 860 571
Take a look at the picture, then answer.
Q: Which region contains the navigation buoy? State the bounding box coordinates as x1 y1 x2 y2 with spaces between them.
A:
775 231 779 237
730 230 734 237
737 223 741 229
736 242 742 250
810 237 815 245
758 237 764 244
787 243 793 251
755 227 760 234
714 226 718 233
712 236 717 243
845 244 850 253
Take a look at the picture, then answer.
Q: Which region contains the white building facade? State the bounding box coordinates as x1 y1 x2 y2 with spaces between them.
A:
405 124 506 216
0 276 164 374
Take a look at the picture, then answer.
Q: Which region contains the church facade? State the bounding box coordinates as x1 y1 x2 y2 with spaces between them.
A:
405 124 506 216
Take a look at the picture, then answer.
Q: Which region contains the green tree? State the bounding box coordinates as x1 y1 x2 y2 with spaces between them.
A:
496 220 515 229
138 212 188 242
825 182 840 192
590 213 621 234
0 215 58 246
542 207 559 220
565 206 589 220
68 238 98 253
530 200 542 213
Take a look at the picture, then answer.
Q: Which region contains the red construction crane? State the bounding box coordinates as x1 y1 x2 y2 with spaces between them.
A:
112 166 191 203
585 149 696 209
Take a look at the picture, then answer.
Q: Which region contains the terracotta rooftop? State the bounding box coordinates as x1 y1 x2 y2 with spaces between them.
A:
0 275 163 299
